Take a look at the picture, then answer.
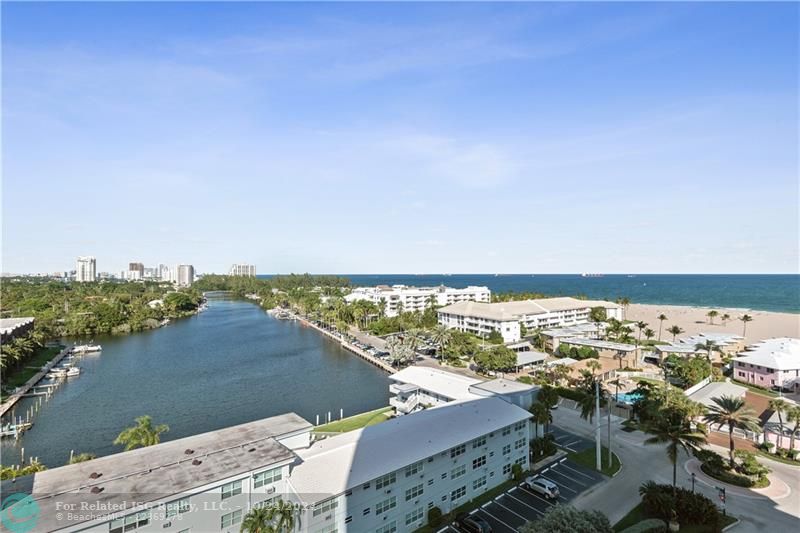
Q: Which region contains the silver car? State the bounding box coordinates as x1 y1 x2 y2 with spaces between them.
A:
523 477 560 499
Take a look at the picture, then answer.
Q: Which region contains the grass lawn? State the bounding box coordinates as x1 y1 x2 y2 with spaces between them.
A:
755 450 800 466
567 446 621 477
314 406 392 433
614 503 736 532
735 381 779 398
414 477 519 533
2 346 63 391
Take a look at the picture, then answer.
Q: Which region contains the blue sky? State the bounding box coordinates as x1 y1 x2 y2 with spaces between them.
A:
2 1 798 274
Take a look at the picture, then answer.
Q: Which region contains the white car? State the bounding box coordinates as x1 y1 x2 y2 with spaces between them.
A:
523 477 559 499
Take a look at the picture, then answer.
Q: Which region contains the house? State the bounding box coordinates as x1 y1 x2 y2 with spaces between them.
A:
733 338 800 392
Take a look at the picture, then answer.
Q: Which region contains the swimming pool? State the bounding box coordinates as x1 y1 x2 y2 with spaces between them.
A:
614 392 643 404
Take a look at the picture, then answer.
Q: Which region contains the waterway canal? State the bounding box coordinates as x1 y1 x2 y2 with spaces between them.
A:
1 294 390 467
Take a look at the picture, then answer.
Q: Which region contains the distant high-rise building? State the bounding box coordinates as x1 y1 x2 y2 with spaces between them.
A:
229 264 256 277
158 264 171 282
176 264 195 287
75 256 96 282
143 267 157 279
128 262 144 276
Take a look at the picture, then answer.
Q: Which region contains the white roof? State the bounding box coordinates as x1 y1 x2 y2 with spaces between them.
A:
438 297 619 321
545 357 579 366
0 317 34 335
516 351 548 366
678 332 744 347
561 337 638 352
542 323 603 338
470 378 536 395
656 344 700 354
289 398 531 503
389 366 482 400
733 338 800 371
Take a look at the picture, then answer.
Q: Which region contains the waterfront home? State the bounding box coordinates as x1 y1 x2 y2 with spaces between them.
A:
733 337 800 392
2 400 531 533
345 284 491 317
541 322 605 352
676 332 746 355
437 297 622 343
0 316 35 344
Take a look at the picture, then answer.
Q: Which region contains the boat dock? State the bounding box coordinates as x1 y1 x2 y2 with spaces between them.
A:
0 345 71 418
291 313 395 373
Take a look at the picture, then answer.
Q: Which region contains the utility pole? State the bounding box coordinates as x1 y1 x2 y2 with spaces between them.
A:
607 390 612 466
595 380 602 471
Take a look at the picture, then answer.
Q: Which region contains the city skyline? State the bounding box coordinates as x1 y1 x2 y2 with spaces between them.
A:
2 2 798 275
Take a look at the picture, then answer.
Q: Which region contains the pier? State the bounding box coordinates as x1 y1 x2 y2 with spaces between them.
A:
290 313 395 373
0 345 71 418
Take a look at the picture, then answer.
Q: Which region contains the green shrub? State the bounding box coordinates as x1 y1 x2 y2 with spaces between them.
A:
735 450 770 477
555 386 585 402
639 482 720 528
427 507 443 528
531 434 557 460
517 376 534 385
619 518 668 533
511 463 524 481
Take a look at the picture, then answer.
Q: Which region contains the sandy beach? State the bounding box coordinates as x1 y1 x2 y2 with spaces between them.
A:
625 303 799 346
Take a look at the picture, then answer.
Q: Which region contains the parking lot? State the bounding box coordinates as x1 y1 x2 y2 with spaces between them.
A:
442 429 606 533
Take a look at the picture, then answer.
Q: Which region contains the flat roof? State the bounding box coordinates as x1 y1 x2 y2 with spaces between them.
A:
733 337 800 371
389 366 482 400
687 381 747 408
542 323 603 338
545 357 579 366
656 344 700 354
560 337 638 352
470 378 536 395
438 297 619 322
288 398 531 503
15 413 311 532
678 333 744 347
516 351 548 366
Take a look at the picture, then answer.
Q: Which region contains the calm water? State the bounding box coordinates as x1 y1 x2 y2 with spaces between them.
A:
1 296 389 467
335 274 798 313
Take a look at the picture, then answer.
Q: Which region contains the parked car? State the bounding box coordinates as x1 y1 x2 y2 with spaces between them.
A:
454 513 492 533
523 477 559 499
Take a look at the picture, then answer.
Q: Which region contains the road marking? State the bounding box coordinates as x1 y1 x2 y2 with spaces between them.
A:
493 499 530 522
556 462 598 481
504 491 546 516
477 508 518 533
540 475 578 494
518 486 558 506
547 468 590 488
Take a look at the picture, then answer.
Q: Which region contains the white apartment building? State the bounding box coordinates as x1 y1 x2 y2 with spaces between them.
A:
345 285 491 317
230 264 256 277
75 256 96 282
176 264 195 287
6 401 531 533
158 264 172 282
438 297 623 343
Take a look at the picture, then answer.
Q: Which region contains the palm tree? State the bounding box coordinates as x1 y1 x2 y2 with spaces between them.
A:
113 415 169 451
786 405 800 453
704 395 761 469
529 402 551 438
586 359 602 376
241 507 272 533
69 452 96 464
266 499 299 533
721 313 731 325
644 417 707 486
537 386 559 411
667 325 684 342
707 310 719 325
695 339 722 362
739 314 753 336
656 314 668 341
644 328 655 343
768 398 789 451
430 325 452 361
635 321 648 345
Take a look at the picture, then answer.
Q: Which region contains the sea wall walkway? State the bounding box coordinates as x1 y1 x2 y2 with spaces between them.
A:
289 312 395 374
0 345 71 418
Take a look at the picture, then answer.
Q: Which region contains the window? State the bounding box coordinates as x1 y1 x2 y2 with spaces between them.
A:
376 522 397 533
428 502 434 509
165 498 189 518
363 482 370 489
375 497 396 515
253 467 282 488
220 510 242 529
473 476 487 491
451 486 466 502
472 436 486 448
515 457 526 466
451 465 466 479
345 517 353 524
221 480 242 499
441 472 447 479
363 508 370 516
313 497 339 517
406 507 424 526
450 444 466 458
472 456 486 469
502 444 511 456
405 483 424 501
376 472 396 489
405 461 424 477
514 421 526 431
109 512 149 533
503 463 512 476
427 478 434 486
514 438 526 450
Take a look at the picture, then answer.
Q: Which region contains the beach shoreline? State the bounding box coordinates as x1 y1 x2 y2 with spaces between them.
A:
624 303 799 345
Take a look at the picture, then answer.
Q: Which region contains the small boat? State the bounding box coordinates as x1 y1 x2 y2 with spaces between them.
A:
1 422 32 438
72 344 102 353
47 368 67 378
66 367 81 377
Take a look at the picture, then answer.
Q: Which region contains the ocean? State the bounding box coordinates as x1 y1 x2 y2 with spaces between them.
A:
259 274 800 313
